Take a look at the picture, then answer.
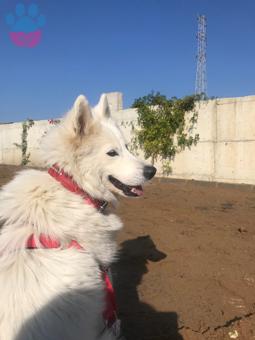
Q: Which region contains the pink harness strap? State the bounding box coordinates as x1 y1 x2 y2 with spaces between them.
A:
27 234 82 250
34 165 117 326
27 234 60 248
103 271 117 325
26 233 117 326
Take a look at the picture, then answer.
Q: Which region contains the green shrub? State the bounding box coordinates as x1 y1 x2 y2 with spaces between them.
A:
131 92 200 175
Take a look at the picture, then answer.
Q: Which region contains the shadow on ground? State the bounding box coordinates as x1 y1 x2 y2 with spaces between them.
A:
112 236 183 340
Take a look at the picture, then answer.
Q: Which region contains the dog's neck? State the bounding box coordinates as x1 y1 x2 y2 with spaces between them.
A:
0 168 123 267
48 164 108 212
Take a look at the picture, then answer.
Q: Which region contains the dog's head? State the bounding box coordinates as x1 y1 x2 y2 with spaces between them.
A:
42 94 156 202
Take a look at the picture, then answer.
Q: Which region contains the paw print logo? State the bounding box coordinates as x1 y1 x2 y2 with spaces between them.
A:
5 3 45 48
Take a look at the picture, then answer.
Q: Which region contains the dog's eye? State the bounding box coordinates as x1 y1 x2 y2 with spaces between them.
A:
107 150 119 157
125 144 129 150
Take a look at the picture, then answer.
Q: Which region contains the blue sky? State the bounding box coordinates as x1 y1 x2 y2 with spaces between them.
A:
0 0 255 122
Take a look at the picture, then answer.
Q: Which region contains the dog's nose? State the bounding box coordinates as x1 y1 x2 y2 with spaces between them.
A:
143 166 157 180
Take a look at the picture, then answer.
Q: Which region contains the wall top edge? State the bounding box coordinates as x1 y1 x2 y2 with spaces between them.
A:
1 94 255 126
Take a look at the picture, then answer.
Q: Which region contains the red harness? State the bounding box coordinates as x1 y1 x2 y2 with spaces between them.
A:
25 165 116 327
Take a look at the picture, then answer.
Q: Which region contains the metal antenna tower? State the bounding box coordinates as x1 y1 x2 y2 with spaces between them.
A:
195 15 207 98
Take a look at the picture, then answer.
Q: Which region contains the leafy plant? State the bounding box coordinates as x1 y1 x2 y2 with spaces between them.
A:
131 92 200 175
14 118 34 165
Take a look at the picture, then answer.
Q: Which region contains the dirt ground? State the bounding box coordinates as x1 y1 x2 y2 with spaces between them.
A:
1 165 255 340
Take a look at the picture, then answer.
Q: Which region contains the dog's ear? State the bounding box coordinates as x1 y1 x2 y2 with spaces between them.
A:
94 93 111 120
71 95 92 136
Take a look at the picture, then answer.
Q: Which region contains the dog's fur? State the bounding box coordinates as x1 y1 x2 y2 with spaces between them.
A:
0 94 155 340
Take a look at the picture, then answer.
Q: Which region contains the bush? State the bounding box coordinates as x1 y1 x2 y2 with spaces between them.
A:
131 92 200 175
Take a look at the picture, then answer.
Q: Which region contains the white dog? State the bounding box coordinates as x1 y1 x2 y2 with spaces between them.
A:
0 94 156 340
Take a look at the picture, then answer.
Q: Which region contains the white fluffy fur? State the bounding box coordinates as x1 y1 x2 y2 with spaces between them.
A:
0 94 151 340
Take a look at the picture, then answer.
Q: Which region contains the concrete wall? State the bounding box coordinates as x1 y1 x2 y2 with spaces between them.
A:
167 96 255 185
0 120 51 166
1 94 255 185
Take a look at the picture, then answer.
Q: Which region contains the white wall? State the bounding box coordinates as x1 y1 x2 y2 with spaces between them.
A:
167 96 255 184
1 95 255 185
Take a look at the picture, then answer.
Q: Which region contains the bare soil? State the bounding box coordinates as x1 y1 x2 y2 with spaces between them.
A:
1 165 255 340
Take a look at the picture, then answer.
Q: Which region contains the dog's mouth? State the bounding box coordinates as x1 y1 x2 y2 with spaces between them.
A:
108 175 143 197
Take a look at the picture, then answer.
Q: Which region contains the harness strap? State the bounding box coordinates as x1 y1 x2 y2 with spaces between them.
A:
26 233 117 326
40 165 116 326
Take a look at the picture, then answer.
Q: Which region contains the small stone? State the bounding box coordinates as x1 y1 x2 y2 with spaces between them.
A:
238 227 247 233
228 330 239 339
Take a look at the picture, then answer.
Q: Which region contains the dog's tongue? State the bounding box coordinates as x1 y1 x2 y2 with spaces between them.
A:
131 185 143 196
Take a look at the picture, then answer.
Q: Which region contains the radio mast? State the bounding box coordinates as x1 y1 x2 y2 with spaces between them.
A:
195 15 207 98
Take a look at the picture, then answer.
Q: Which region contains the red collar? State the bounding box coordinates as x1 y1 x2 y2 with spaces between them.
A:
48 164 108 212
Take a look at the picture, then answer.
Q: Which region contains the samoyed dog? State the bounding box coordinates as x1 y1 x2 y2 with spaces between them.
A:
0 94 156 340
